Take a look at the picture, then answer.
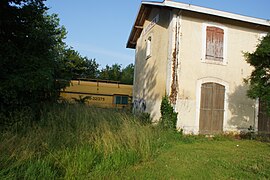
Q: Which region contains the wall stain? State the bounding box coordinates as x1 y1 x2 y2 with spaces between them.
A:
169 17 180 105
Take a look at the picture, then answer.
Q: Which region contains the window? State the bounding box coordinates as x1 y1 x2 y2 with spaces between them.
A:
146 36 151 59
205 26 224 61
114 95 128 105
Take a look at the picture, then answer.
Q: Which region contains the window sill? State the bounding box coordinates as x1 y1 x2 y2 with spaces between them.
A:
202 59 227 66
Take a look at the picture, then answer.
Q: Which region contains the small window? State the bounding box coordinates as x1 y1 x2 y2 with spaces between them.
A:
146 36 152 59
114 95 128 105
206 26 224 61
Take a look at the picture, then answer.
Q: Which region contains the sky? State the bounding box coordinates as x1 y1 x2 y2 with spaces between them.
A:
45 0 270 68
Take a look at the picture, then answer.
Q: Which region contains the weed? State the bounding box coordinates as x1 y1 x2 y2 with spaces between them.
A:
0 104 165 178
160 96 178 130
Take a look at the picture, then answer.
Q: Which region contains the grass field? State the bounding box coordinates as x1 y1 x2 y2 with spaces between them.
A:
1 104 270 179
112 139 270 179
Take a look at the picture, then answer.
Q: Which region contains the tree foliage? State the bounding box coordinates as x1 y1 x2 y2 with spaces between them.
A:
58 48 99 80
121 64 134 84
245 33 270 113
0 0 134 126
57 51 134 84
58 50 134 84
99 64 121 81
0 0 66 112
99 63 134 84
83 58 100 79
0 0 134 109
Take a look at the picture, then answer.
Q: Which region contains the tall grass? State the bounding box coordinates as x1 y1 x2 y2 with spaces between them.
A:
0 104 165 179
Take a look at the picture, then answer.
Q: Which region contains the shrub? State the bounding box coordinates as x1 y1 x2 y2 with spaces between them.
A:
160 96 178 130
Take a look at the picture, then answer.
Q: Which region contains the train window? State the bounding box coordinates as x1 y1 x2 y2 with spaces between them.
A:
114 96 128 105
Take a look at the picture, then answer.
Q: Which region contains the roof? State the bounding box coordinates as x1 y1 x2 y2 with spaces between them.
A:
127 0 270 49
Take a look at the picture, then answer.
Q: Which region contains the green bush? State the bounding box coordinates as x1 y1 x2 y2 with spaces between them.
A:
160 96 178 130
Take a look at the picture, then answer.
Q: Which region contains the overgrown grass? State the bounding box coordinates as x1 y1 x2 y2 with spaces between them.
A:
1 104 270 179
0 104 166 179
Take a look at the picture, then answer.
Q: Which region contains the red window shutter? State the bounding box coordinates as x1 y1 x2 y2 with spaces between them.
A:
205 26 224 61
215 28 224 61
206 27 215 60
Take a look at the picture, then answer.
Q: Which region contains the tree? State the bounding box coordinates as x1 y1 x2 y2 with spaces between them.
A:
98 63 134 84
98 65 110 80
99 63 121 81
0 0 67 112
82 58 99 79
121 63 134 85
58 48 87 80
57 47 100 80
245 33 270 113
110 64 122 81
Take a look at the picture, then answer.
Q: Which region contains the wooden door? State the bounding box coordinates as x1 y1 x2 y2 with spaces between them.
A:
258 100 270 135
199 83 225 134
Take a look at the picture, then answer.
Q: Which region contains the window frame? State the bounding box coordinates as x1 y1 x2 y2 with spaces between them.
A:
202 23 227 65
113 95 129 105
146 36 152 60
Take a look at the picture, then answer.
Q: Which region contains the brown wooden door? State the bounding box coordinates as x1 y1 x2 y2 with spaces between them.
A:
258 100 270 135
199 83 225 134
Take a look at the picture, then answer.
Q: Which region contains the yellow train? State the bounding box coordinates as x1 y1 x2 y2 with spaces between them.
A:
60 79 133 108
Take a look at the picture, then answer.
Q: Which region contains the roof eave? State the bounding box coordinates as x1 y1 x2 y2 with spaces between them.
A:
126 1 270 49
163 1 270 26
126 4 151 49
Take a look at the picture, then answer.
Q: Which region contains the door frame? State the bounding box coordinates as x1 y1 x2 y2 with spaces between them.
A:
195 77 229 134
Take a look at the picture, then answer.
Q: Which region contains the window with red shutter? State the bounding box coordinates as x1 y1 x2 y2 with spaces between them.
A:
206 26 224 61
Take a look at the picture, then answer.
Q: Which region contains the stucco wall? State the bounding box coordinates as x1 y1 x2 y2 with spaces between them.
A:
176 11 269 133
133 7 170 120
133 7 270 133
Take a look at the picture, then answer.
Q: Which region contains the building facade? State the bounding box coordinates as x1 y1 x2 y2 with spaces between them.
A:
127 1 270 134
